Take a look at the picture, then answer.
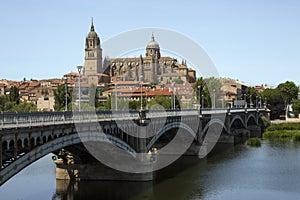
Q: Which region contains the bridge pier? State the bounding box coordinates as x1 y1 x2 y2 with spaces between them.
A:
248 125 262 138
55 160 154 182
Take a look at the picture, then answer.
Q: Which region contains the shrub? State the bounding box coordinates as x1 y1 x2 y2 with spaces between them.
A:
245 138 261 147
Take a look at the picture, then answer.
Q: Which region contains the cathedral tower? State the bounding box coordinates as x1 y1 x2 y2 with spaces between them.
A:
83 19 102 85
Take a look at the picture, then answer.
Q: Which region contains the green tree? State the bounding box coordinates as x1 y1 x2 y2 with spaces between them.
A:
245 87 259 107
292 99 300 116
261 88 284 120
89 84 97 107
0 95 8 111
54 84 72 111
9 86 19 104
148 95 172 110
277 81 298 105
194 77 222 108
14 102 37 112
129 100 140 110
194 77 209 108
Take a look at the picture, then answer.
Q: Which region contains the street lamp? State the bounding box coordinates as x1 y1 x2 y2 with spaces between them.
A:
213 89 216 109
77 65 83 111
250 94 253 108
201 94 204 109
256 96 258 108
63 77 68 111
197 85 201 109
146 87 149 110
115 83 118 111
140 75 143 110
173 83 176 110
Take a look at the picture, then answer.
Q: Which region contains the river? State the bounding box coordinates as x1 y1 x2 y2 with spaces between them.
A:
1 140 300 200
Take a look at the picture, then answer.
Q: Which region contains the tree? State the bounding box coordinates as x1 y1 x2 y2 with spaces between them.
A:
277 81 298 105
261 88 284 120
9 86 19 104
245 87 259 107
194 77 222 108
54 84 72 111
89 84 97 107
205 77 223 108
292 99 300 116
148 95 172 110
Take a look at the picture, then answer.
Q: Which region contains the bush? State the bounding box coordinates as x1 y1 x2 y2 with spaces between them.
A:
245 138 261 147
266 123 300 131
263 123 300 141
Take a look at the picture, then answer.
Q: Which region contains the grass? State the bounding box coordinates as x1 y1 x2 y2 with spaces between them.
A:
245 138 261 147
263 122 300 141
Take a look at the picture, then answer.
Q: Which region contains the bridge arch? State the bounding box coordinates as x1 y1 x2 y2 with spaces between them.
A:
8 140 14 150
230 115 246 129
146 121 196 152
200 118 227 137
247 114 258 126
0 132 137 186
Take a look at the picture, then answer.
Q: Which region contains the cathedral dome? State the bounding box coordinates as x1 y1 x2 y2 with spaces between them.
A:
87 19 98 39
146 34 160 49
88 30 98 38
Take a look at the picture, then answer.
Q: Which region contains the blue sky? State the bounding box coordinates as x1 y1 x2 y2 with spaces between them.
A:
0 0 299 87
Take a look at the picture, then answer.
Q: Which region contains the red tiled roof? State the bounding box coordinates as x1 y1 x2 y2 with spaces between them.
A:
64 72 79 76
28 81 40 88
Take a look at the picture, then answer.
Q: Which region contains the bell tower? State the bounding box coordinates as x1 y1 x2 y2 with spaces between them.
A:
83 18 102 85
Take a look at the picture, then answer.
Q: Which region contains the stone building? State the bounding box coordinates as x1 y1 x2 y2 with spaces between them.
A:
109 34 196 84
81 20 196 86
82 19 103 86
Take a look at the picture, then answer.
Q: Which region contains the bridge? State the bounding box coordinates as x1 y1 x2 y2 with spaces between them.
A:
0 108 268 185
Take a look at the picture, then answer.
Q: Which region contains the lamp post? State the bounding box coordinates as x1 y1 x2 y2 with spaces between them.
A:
115 83 118 111
63 77 68 111
213 89 216 109
146 87 149 110
256 96 258 108
173 83 176 110
77 65 83 112
197 85 201 109
250 94 253 108
140 75 143 110
202 94 204 109
243 93 247 108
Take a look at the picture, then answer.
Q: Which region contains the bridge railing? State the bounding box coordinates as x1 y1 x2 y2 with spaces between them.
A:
0 108 265 129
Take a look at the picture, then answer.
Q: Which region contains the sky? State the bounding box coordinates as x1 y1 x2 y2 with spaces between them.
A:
0 0 299 87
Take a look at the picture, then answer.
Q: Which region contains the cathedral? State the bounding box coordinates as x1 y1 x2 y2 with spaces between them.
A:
82 20 196 85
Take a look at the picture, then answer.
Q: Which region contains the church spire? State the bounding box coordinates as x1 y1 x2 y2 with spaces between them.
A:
151 32 155 41
90 17 95 32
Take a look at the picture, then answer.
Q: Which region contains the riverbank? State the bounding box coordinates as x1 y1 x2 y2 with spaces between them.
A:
263 122 300 141
271 118 300 124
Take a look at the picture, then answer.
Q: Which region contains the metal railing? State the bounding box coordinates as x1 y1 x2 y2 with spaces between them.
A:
0 108 265 130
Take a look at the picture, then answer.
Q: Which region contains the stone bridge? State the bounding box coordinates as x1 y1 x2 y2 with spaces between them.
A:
0 108 267 185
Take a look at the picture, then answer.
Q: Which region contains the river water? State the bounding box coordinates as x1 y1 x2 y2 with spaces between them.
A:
1 140 300 200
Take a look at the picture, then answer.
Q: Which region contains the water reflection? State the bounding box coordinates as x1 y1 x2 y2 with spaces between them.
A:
55 179 153 200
